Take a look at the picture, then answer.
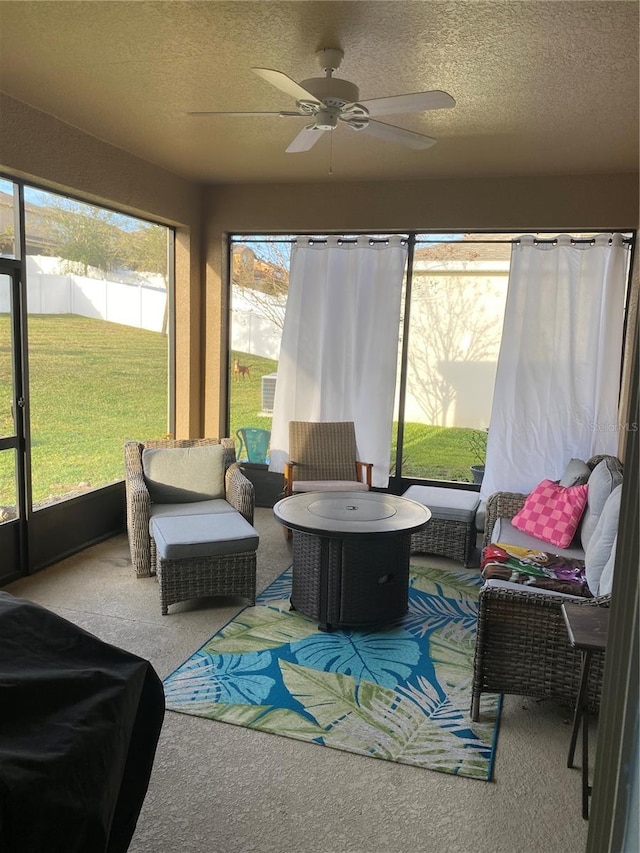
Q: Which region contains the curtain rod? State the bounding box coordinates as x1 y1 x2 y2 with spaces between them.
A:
230 236 407 245
302 237 407 246
511 236 633 246
232 234 634 246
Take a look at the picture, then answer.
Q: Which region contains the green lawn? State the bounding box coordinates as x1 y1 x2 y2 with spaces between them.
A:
1 314 168 506
229 350 277 438
0 322 482 510
230 350 484 483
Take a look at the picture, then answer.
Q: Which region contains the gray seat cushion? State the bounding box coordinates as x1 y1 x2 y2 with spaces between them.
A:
150 512 259 560
491 517 585 560
293 480 369 493
142 444 226 503
482 578 586 600
403 485 480 523
149 499 236 519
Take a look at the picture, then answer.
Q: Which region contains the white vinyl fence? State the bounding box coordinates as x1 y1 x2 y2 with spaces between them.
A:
0 256 167 332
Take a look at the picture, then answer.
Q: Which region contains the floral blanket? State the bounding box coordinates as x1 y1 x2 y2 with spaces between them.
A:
481 543 592 598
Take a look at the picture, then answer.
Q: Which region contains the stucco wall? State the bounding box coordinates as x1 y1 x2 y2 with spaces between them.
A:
203 175 638 434
0 93 205 438
206 175 638 234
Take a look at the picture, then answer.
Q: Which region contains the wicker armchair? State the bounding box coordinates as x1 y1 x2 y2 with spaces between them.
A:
471 455 620 721
471 586 609 721
124 437 254 578
284 421 373 497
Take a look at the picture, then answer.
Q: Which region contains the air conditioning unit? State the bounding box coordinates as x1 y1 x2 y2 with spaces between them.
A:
261 373 277 413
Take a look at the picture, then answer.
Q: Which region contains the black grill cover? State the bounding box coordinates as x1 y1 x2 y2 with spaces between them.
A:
0 591 165 853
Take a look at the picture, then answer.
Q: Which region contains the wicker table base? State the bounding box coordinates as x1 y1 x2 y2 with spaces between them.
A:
291 529 412 630
274 491 430 631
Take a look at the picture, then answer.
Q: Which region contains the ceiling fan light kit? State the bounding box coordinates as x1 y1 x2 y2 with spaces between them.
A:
190 47 455 154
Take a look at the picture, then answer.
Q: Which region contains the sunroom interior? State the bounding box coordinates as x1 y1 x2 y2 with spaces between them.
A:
0 2 638 852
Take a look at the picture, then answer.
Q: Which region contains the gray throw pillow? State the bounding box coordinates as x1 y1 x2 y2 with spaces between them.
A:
585 484 622 596
142 444 226 503
559 458 591 487
581 457 624 551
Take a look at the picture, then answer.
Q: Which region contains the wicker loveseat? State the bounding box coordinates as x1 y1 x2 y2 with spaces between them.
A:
471 455 622 721
124 438 255 579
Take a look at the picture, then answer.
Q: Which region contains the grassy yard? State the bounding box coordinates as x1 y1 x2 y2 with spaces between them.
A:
229 350 278 437
0 322 482 511
1 314 168 506
230 350 485 483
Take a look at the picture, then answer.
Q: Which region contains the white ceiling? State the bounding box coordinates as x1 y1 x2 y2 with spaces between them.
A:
1 1 638 185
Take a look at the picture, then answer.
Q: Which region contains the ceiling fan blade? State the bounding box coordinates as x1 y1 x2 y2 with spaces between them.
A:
188 110 287 117
286 125 326 153
252 68 322 104
353 119 437 150
358 90 455 117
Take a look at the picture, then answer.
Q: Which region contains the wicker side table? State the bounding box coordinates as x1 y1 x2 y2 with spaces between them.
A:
403 485 480 567
562 602 609 820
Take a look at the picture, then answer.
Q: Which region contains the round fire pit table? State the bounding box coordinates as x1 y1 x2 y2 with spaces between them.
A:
273 491 431 631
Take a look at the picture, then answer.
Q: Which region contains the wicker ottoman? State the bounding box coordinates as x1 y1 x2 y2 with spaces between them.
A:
403 486 480 567
150 513 258 615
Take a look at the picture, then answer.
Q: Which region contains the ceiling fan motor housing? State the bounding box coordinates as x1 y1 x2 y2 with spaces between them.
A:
300 77 360 108
314 109 339 131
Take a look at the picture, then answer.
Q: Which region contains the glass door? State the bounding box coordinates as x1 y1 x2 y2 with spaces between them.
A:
0 263 28 582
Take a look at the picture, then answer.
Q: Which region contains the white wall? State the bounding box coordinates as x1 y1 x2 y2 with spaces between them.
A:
230 269 509 431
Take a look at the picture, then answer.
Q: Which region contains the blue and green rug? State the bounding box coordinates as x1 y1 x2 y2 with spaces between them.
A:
163 565 501 780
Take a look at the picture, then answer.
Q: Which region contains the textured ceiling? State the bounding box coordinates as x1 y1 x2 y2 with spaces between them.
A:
1 1 638 184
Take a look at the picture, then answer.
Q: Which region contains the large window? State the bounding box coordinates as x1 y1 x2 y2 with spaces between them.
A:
229 232 630 488
229 234 509 485
229 240 290 464
398 236 510 483
0 177 172 517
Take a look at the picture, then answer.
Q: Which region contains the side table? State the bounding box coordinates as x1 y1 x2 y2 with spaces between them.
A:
273 491 430 631
561 602 609 820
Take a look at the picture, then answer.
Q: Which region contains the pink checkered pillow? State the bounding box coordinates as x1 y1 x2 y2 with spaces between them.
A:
512 479 589 549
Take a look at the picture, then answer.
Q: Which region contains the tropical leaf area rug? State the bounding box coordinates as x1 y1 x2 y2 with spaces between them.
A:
163 565 502 781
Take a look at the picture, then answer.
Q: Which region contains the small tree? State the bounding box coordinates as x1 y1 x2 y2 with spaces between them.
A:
232 241 290 330
465 428 488 464
119 223 169 285
48 201 124 275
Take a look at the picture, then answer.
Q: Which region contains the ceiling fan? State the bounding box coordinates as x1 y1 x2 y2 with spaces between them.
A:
189 48 455 153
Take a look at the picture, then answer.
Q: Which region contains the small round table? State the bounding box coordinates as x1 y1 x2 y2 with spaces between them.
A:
273 491 431 631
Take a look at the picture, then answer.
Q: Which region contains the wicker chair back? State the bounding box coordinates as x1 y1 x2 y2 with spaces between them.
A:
288 421 360 482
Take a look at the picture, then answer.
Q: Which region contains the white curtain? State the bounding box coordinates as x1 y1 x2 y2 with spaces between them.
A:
269 236 407 488
481 233 629 498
